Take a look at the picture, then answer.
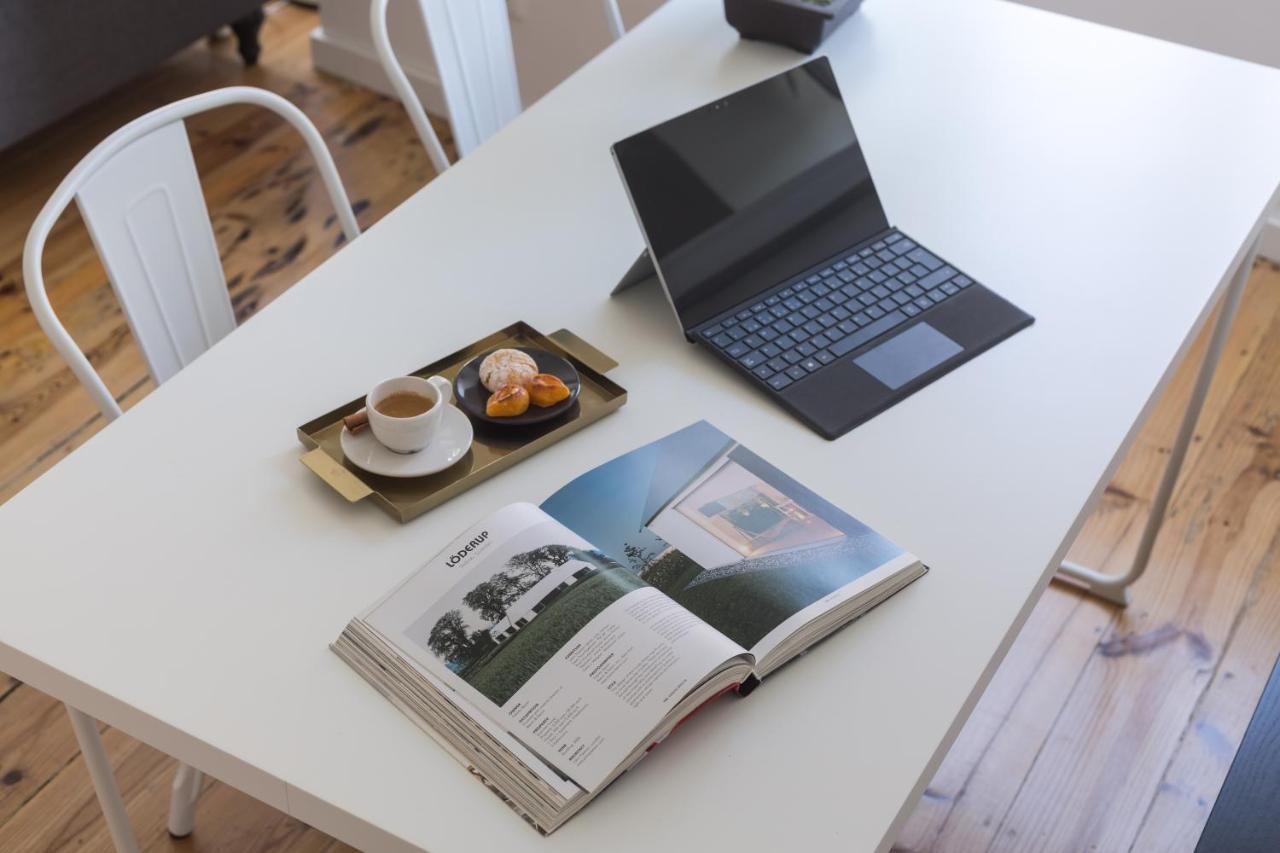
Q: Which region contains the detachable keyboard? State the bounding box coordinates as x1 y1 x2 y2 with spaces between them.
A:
695 229 975 391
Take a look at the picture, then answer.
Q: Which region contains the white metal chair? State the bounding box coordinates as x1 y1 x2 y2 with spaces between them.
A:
22 86 360 853
370 0 626 172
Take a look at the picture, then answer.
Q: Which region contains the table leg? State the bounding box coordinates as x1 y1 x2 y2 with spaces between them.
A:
1056 234 1259 606
65 705 140 853
167 762 204 837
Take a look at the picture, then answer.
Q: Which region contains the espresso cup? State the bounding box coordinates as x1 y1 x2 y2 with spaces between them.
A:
366 375 452 454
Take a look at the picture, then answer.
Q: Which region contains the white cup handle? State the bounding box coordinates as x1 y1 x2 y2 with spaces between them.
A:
427 375 453 407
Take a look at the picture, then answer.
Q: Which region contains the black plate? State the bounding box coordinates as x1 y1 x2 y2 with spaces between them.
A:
453 347 581 426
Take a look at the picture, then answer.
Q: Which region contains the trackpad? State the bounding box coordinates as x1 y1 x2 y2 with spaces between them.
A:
854 322 963 389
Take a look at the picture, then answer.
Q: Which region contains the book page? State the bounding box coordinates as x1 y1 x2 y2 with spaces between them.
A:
363 503 747 792
540 421 914 663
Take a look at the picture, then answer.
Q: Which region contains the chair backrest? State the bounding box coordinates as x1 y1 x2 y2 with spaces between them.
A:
23 86 360 421
371 0 625 172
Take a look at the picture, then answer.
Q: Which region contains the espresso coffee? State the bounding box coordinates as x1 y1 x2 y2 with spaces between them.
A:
375 392 434 418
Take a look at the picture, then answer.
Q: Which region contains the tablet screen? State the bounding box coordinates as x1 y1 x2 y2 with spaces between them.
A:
613 57 889 332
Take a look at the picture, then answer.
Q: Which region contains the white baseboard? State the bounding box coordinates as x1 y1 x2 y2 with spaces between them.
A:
309 26 449 120
1259 215 1280 263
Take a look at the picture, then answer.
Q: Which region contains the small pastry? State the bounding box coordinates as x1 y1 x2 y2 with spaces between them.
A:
479 348 537 393
486 384 530 417
528 373 571 407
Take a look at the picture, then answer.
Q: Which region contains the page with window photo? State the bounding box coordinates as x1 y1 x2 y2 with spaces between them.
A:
359 502 749 792
539 421 922 670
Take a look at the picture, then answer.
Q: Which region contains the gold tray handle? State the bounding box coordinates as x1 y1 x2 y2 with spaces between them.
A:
548 328 618 374
301 447 373 502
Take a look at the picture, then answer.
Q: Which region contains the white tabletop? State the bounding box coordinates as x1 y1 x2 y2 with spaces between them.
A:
5 1 1280 850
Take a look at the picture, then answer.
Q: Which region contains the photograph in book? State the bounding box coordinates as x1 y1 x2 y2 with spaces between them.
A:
405 521 644 706
540 421 905 650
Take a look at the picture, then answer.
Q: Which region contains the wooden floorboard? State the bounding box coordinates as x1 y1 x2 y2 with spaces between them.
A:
1 4 1278 851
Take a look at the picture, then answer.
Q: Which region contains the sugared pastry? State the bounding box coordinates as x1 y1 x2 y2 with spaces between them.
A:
486 384 530 417
528 373 571 407
479 348 537 393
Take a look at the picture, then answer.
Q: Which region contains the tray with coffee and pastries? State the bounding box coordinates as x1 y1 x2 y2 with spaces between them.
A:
296 323 626 523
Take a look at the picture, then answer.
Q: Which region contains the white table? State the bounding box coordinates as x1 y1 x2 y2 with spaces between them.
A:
4 1 1280 851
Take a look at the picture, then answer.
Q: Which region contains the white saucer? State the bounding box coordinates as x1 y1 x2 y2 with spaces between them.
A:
340 405 473 478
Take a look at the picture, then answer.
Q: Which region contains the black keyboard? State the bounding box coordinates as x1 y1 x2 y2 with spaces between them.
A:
696 230 974 391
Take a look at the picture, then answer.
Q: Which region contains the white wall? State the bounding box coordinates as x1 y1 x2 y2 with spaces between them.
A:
311 0 665 119
1012 0 1280 259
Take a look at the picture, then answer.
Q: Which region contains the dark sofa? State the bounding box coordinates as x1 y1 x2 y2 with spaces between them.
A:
0 1 265 151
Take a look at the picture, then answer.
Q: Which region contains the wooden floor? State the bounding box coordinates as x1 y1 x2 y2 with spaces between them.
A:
0 4 1277 851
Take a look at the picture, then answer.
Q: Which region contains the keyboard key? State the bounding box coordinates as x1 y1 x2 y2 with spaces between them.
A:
798 291 817 305
954 274 973 288
913 296 933 310
712 333 733 348
891 239 916 255
770 305 789 318
884 278 904 293
897 271 917 285
751 302 766 313
833 260 847 271
852 312 871 326
829 310 908 356
840 284 859 299
723 316 739 328
859 247 874 258
902 303 921 317
812 283 831 297
783 350 805 365
703 324 723 338
928 288 946 302
918 265 957 291
853 262 870 275
783 297 803 311
885 232 902 243
806 275 821 284
832 306 852 320
737 309 753 320
866 256 882 269
801 305 821 320
741 319 761 333
761 343 782 359
767 357 789 371
877 249 896 263
872 240 887 251
910 264 931 278
870 270 888 284
838 319 858 334
780 287 794 298
815 297 834 311
758 327 778 342
893 291 912 305
810 333 832 348
790 328 810 343
837 270 856 283
744 334 765 349
786 365 808 381
787 312 806 326
816 350 836 365
866 305 886 320
878 299 898 313
739 351 765 369
871 284 890 299
766 295 781 306
858 293 877 307
803 320 824 335
773 319 794 335
882 260 902 275
907 248 944 271
726 341 749 358
768 373 793 391
753 364 775 380
801 358 822 373
818 314 838 329
905 284 924 298
728 327 748 341
826 324 847 342
797 342 818 357
942 282 960 295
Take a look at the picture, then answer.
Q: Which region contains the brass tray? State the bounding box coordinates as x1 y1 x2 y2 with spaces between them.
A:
297 323 626 522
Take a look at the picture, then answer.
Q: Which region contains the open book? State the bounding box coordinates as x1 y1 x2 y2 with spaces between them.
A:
334 421 926 833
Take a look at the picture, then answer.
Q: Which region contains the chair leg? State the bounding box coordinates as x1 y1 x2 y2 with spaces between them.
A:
231 8 265 66
65 705 140 853
1056 232 1259 605
167 762 204 838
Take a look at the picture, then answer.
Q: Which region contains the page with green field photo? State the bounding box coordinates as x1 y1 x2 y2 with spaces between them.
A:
361 502 747 792
540 421 919 664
